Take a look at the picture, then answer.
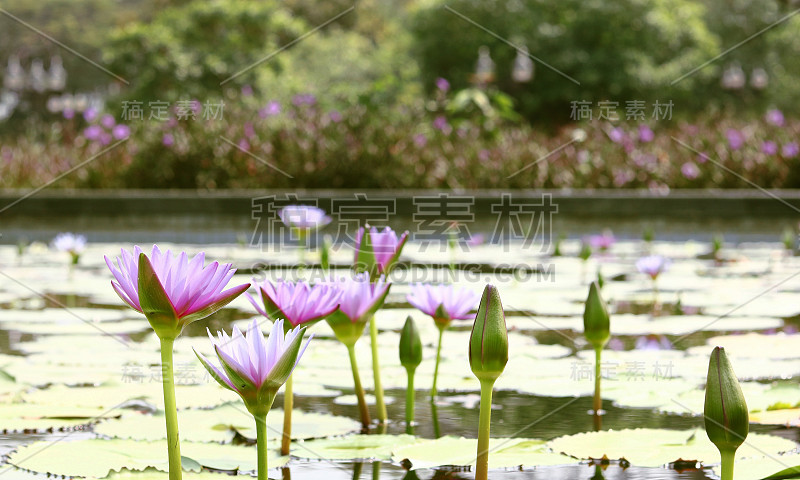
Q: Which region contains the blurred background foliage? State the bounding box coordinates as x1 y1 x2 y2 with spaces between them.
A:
1 0 799 189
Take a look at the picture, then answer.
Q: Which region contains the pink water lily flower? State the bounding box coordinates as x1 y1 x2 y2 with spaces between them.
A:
407 283 481 329
105 245 249 333
279 205 331 230
247 279 341 328
354 225 409 274
332 273 391 323
636 255 671 280
196 319 312 393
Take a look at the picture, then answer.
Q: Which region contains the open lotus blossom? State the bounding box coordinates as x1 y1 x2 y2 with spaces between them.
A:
195 318 312 478
195 318 312 400
247 280 340 329
354 225 409 275
407 283 481 329
246 280 339 453
105 245 249 334
326 273 391 427
408 283 480 399
279 204 331 230
636 255 671 280
52 232 87 253
587 231 615 251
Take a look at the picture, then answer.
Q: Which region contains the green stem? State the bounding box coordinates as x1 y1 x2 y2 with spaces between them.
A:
720 449 735 480
347 344 371 428
593 347 602 415
159 336 182 480
405 368 415 434
281 374 293 455
475 379 495 480
431 327 445 401
372 460 380 480
369 315 387 423
431 401 441 439
255 413 269 480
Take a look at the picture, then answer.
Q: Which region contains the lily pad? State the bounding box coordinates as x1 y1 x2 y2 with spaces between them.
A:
295 434 418 460
7 439 287 477
391 436 576 469
96 403 360 442
0 403 120 433
712 454 800 480
547 428 796 467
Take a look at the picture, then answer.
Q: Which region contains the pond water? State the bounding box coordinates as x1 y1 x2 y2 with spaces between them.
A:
0 235 799 480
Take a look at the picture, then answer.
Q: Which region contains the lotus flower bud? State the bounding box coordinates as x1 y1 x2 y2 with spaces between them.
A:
583 282 610 350
704 346 749 453
469 284 508 382
399 316 422 371
579 242 592 261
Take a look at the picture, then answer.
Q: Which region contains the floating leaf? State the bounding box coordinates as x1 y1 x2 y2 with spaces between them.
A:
547 428 796 467
96 404 360 442
295 434 417 460
391 436 575 469
7 439 287 477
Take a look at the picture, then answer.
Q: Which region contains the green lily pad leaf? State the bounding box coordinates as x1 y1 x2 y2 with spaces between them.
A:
391 436 576 469
547 428 796 467
751 409 800 426
333 394 395 406
0 403 120 433
0 308 133 323
1 319 149 336
96 403 360 442
7 439 287 477
695 333 800 359
711 454 800 480
22 382 236 410
99 467 232 480
295 434 418 460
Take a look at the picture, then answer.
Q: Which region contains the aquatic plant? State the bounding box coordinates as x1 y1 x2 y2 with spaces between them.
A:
407 283 480 400
105 245 248 480
584 281 610 428
52 232 86 266
326 273 391 427
353 225 408 423
469 285 508 480
246 280 340 454
195 319 312 479
704 346 748 480
399 315 423 434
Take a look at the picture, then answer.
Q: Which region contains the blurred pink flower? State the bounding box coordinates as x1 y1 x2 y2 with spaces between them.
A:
765 109 785 127
407 283 480 326
329 110 342 123
761 141 778 155
162 133 174 147
241 84 253 97
436 77 450 92
726 129 744 150
681 161 700 179
608 127 625 144
112 124 131 140
638 125 654 142
433 115 451 133
782 142 799 158
259 101 281 118
101 114 115 129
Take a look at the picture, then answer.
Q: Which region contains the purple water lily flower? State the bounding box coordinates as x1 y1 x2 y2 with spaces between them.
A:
636 255 671 280
726 129 744 150
52 232 87 254
247 280 340 328
765 109 785 127
195 318 312 395
279 205 331 230
407 283 480 328
354 226 409 275
588 232 615 251
105 245 249 325
329 273 390 324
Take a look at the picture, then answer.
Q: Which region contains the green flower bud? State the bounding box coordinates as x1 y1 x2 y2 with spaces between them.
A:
583 281 610 349
399 316 423 371
579 242 592 261
704 346 749 454
320 234 332 271
469 284 508 382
